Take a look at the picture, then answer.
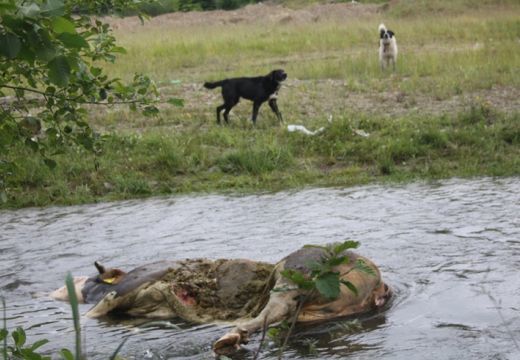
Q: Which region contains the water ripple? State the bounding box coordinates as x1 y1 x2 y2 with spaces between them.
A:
0 177 519 359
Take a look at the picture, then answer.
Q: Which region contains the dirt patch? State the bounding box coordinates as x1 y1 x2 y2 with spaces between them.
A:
164 80 520 123
107 2 382 32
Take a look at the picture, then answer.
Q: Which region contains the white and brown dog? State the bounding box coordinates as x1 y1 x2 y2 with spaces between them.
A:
379 23 398 71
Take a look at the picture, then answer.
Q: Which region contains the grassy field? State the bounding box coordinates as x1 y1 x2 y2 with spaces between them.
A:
3 0 520 208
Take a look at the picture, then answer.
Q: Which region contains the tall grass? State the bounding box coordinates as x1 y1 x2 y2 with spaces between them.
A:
65 273 83 360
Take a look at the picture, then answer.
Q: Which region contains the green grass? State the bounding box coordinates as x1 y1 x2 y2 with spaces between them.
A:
105 6 520 96
3 103 519 208
2 0 520 208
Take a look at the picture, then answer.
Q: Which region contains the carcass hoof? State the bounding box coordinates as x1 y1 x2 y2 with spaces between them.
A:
213 328 249 356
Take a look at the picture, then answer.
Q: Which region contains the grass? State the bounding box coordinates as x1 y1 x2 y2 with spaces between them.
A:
2 0 520 208
3 103 519 208
105 6 519 95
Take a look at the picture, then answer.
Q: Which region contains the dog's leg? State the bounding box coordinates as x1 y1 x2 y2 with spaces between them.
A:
391 57 396 72
223 107 231 124
251 102 262 125
222 98 238 124
216 105 225 124
268 98 283 124
223 104 236 124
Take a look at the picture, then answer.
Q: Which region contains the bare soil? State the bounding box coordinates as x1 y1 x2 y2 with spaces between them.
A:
165 80 519 125
108 2 382 31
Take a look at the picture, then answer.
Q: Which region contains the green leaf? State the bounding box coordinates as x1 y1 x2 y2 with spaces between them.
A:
35 45 57 62
167 98 184 107
0 33 21 59
305 260 324 273
51 17 76 34
315 272 340 299
332 240 360 255
340 280 359 296
43 158 57 169
0 3 16 13
355 259 376 276
20 348 42 359
280 269 314 290
327 256 348 267
65 54 79 71
76 133 93 150
25 138 39 152
30 338 50 351
90 67 102 76
142 106 159 117
32 28 56 61
12 327 26 347
0 328 7 341
41 0 65 16
19 3 40 17
59 348 74 360
267 327 281 339
47 56 71 87
58 33 89 49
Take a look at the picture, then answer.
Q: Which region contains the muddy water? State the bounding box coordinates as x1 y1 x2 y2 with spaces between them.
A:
1 177 519 360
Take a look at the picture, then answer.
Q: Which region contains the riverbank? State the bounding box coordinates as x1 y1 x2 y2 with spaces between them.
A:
2 0 519 209
4 104 519 208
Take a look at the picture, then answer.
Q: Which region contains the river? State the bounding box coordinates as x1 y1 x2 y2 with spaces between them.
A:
1 177 519 359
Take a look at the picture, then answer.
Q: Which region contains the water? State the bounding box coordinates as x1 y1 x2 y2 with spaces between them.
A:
1 177 519 359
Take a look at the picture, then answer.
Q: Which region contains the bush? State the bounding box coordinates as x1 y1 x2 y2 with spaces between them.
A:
123 0 262 17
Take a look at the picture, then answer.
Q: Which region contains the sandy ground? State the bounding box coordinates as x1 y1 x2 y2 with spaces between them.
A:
108 2 383 31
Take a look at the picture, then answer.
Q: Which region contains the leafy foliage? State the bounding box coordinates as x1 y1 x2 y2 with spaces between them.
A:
281 240 376 300
1 275 128 359
123 0 263 17
0 0 180 201
1 326 50 360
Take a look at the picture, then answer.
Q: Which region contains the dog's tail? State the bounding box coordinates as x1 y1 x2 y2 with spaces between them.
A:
203 80 225 89
378 23 386 33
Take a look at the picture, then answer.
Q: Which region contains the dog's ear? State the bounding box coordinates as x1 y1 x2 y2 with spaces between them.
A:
380 29 385 38
95 261 106 274
388 30 395 37
270 70 277 82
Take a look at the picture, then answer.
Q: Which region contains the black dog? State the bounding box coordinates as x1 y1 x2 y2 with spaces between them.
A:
203 69 287 125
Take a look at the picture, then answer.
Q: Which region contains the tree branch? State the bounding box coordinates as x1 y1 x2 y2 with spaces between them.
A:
0 85 144 106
